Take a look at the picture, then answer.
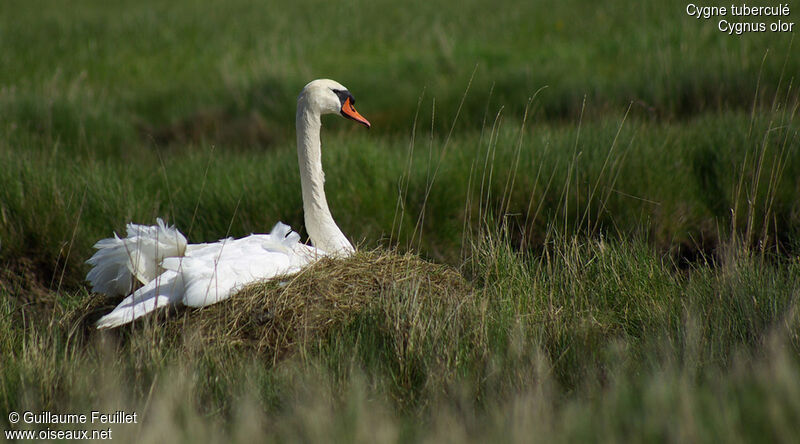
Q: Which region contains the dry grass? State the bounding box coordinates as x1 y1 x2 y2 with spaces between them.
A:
65 250 475 364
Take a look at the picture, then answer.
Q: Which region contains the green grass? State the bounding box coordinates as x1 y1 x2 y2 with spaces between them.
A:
3 240 800 442
1 0 799 441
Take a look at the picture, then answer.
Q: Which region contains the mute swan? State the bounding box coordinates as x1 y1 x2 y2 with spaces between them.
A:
87 79 371 328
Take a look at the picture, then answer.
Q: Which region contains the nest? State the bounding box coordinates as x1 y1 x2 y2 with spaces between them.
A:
71 250 474 361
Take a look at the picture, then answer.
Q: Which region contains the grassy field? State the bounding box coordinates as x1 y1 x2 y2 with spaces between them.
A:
1 0 799 441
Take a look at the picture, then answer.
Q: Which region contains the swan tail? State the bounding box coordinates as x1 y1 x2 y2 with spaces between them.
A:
86 218 188 296
96 270 184 329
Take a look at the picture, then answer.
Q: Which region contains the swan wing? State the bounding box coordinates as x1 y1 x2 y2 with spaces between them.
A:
95 270 184 328
94 222 321 327
163 222 319 308
86 218 187 296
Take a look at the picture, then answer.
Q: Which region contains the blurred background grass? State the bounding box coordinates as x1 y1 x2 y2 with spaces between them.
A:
1 0 799 441
2 0 796 146
1 0 798 280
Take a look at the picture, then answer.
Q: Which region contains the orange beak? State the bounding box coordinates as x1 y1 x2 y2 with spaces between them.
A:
340 97 371 128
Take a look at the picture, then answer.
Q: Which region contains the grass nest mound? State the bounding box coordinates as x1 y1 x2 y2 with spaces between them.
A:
75 250 475 361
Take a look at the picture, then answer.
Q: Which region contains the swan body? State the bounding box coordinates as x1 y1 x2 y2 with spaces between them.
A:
88 79 371 328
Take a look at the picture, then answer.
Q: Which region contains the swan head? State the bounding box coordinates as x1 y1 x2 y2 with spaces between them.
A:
299 79 371 128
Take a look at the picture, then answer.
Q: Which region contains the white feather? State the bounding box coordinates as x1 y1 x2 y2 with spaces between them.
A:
94 270 184 329
86 218 187 296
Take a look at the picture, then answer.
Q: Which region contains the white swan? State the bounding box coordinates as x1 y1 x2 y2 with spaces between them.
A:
87 79 371 328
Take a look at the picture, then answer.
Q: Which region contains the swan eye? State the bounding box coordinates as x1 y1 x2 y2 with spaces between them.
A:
332 88 355 108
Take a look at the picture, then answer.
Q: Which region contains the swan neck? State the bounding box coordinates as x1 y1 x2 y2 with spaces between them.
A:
296 101 354 255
